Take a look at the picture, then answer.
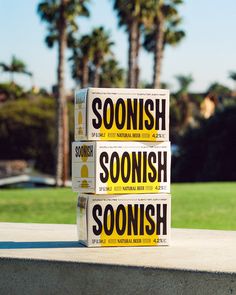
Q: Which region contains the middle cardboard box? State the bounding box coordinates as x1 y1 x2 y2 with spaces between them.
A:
72 141 171 194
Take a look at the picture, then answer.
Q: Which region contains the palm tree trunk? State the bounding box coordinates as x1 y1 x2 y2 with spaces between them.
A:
31 74 35 90
153 15 164 89
10 71 14 84
135 28 140 88
82 58 89 88
93 64 100 87
55 0 68 187
62 100 69 185
128 20 138 88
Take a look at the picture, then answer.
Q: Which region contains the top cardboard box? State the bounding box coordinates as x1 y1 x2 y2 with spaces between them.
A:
75 88 169 142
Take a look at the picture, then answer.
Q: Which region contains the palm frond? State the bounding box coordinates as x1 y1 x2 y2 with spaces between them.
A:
37 0 90 47
0 63 11 72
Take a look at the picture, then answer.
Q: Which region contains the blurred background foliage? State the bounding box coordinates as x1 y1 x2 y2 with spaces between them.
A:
0 0 236 183
0 91 74 175
0 79 235 181
172 104 236 182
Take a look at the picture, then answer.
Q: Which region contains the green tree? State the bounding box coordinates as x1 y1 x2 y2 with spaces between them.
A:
172 105 236 182
143 0 185 88
37 0 89 186
100 58 125 88
0 97 74 175
176 74 193 96
69 33 93 88
0 56 32 85
112 0 153 88
207 82 231 98
0 83 24 101
229 71 236 92
175 74 193 132
90 27 114 87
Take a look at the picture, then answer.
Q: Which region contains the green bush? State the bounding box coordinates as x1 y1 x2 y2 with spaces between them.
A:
0 97 73 174
172 104 236 181
0 82 24 100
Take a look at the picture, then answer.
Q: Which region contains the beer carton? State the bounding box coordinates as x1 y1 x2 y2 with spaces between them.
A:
72 141 171 194
75 88 169 142
77 194 171 247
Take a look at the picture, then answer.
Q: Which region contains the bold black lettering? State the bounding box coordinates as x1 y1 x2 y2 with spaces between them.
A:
145 205 155 235
77 145 93 157
104 205 114 235
156 204 167 235
155 99 166 130
132 152 142 182
115 98 126 129
139 204 145 235
144 99 154 130
92 97 102 128
143 152 147 182
158 151 167 182
100 152 109 183
148 152 157 182
103 98 114 129
92 205 102 235
75 146 79 157
127 205 138 235
138 99 144 130
116 205 126 235
127 99 138 130
121 152 131 183
110 152 120 183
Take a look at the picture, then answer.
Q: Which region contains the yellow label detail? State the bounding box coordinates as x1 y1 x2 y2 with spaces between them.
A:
81 165 88 178
80 145 90 188
81 180 89 188
100 205 158 247
78 111 83 125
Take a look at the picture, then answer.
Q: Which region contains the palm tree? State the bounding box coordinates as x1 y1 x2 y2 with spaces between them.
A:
175 74 193 131
90 27 114 87
100 58 125 88
207 82 231 98
69 34 93 88
0 56 32 84
229 71 236 92
143 0 185 88
70 51 85 86
176 74 193 97
38 0 89 186
112 0 153 88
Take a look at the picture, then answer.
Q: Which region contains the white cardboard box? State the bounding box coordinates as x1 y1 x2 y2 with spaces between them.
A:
72 141 171 194
75 87 169 141
77 194 171 247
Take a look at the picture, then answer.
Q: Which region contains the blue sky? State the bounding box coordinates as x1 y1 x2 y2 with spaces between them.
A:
0 0 236 92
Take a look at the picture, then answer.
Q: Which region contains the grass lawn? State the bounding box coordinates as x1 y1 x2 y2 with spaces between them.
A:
172 182 236 230
0 182 235 230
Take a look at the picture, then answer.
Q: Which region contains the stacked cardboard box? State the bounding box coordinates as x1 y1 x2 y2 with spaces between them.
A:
72 88 171 247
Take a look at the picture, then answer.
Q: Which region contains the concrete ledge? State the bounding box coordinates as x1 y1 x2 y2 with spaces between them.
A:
0 223 236 295
0 258 235 295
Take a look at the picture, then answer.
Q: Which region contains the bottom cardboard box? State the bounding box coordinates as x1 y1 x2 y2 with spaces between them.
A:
77 194 171 247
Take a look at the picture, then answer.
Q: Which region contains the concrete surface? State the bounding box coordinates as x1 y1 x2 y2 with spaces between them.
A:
0 222 236 295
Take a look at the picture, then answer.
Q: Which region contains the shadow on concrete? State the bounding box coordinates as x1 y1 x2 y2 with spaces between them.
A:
0 241 85 249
